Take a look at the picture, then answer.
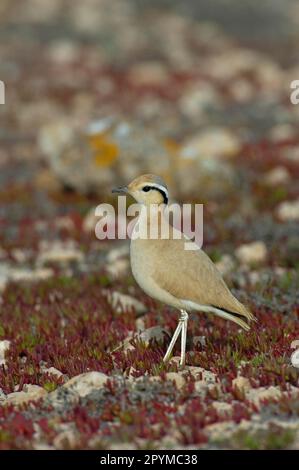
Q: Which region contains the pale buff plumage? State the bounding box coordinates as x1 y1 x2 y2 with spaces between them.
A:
112 174 256 367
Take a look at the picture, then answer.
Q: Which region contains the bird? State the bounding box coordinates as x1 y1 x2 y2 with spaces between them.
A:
112 174 256 368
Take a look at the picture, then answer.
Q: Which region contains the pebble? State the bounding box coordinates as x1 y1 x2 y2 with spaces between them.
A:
245 386 282 407
276 199 299 221
37 241 84 266
4 385 47 406
235 241 267 265
264 166 290 186
212 401 233 416
165 372 186 390
181 127 241 161
53 429 79 450
127 62 170 86
9 267 54 283
104 290 146 315
179 83 222 119
232 376 251 393
139 326 167 345
61 372 109 398
0 340 10 366
41 366 64 379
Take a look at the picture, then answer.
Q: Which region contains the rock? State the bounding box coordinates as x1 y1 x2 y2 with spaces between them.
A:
33 443 55 450
192 335 206 348
245 386 282 406
165 372 186 390
41 366 64 379
39 118 170 196
62 372 109 398
181 127 241 161
104 290 146 315
48 40 79 64
135 316 146 331
0 340 10 366
205 421 237 441
269 124 296 142
212 401 233 417
276 199 299 221
53 429 79 450
235 241 267 265
194 381 209 397
5 385 47 406
106 245 129 263
179 83 222 119
264 166 290 186
107 258 130 279
37 240 84 266
119 325 168 353
232 376 251 393
54 216 75 231
127 62 170 86
139 326 167 345
9 267 54 283
106 245 130 279
187 366 217 384
281 146 299 163
229 78 254 103
0 264 54 292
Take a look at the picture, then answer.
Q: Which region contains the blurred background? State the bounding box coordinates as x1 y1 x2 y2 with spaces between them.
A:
0 0 299 451
1 0 299 263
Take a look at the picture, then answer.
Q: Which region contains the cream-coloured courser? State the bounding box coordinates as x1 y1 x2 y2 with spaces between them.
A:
112 174 256 368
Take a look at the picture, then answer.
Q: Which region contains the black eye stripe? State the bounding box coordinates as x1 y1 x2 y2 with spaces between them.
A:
142 185 168 204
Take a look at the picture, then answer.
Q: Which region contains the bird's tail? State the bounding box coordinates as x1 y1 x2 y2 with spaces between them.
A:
211 302 257 331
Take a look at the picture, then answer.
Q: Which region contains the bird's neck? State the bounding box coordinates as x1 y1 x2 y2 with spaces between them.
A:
132 204 171 240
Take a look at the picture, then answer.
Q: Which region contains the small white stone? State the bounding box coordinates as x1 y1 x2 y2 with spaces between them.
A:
165 372 186 390
212 401 233 416
276 199 299 221
181 127 241 160
0 340 10 366
41 366 64 379
5 385 47 406
62 371 109 398
53 429 79 450
235 241 267 265
9 267 54 283
37 240 84 266
232 376 251 393
104 290 146 315
264 166 290 186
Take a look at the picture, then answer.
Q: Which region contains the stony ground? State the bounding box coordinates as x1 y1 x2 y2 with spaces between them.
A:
0 0 299 450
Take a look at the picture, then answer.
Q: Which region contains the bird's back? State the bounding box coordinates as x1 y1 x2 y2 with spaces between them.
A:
130 234 253 321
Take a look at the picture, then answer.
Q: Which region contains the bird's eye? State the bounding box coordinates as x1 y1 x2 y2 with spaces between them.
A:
142 186 151 192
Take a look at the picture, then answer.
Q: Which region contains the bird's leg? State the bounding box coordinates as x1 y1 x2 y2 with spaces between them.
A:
180 310 188 368
163 310 189 366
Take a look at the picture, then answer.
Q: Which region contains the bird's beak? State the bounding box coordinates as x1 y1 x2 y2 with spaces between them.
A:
112 186 128 194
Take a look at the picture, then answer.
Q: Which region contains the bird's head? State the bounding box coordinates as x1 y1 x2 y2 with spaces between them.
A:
112 174 168 206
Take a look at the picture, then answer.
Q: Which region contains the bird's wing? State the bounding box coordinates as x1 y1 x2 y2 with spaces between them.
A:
150 237 253 321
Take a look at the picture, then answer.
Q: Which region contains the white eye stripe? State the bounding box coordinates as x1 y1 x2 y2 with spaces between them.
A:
145 184 168 197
